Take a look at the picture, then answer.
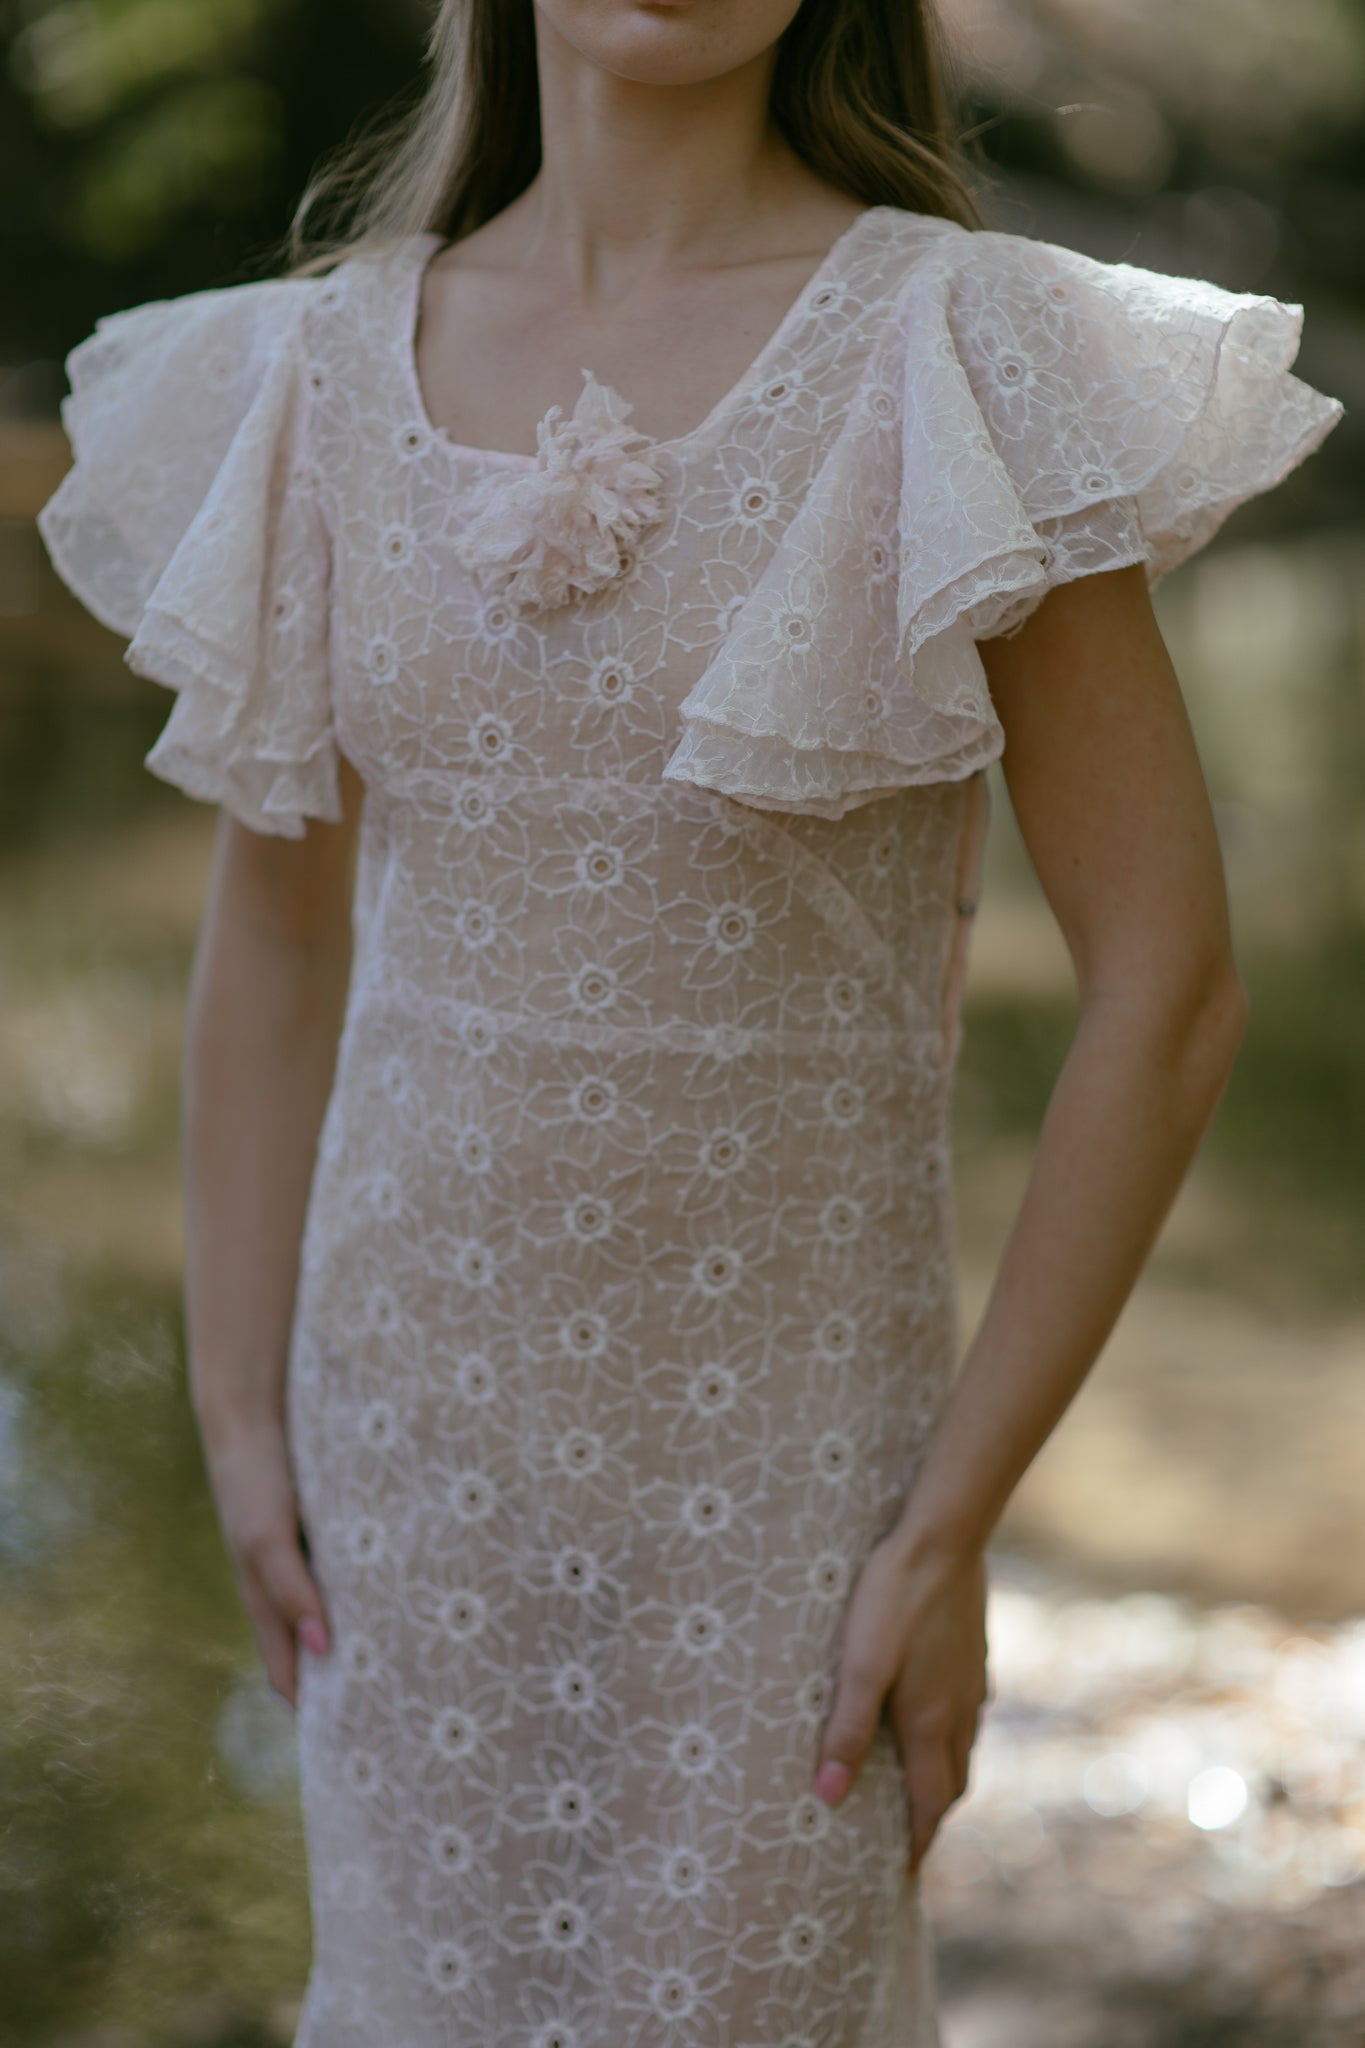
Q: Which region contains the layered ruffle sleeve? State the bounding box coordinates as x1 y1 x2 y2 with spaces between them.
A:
36 275 342 838
660 226 1345 819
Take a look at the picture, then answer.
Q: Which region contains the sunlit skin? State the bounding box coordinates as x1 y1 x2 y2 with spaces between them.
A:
185 0 1248 1888
412 0 865 456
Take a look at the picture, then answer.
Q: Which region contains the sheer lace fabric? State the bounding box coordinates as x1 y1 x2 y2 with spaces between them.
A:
38 205 1341 2047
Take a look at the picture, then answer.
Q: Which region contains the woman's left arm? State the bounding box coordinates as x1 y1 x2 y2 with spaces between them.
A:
813 560 1250 1867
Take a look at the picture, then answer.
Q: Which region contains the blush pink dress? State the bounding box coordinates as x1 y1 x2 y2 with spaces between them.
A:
38 203 1342 2046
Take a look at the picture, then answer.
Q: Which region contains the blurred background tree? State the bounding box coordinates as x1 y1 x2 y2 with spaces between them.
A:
1 0 429 377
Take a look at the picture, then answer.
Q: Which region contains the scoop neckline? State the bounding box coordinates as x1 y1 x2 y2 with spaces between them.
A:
399 203 892 466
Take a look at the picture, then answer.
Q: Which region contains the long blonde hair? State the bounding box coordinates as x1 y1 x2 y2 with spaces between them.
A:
275 0 990 277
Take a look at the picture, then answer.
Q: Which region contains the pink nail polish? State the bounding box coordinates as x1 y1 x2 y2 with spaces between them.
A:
299 1616 329 1656
815 1759 851 1805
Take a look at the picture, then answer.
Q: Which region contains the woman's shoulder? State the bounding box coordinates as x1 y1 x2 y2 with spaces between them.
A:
871 206 1310 344
54 270 325 448
90 263 317 341
69 233 427 366
866 210 1342 484
865 205 1287 307
38 256 369 652
847 207 1120 334
47 233 437 490
661 205 1344 820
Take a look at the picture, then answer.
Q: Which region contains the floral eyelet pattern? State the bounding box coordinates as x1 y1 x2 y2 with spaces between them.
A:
32 201 1344 2047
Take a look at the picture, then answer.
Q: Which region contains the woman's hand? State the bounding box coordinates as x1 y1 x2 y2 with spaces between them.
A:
199 1413 332 1711
813 1533 991 1874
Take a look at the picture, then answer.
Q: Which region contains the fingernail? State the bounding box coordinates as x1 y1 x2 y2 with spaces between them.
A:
815 1760 851 1806
298 1616 329 1657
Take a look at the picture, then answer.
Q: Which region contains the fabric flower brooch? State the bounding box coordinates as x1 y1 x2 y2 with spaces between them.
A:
452 368 666 615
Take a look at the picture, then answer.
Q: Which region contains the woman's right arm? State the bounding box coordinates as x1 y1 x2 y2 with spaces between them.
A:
182 754 365 1709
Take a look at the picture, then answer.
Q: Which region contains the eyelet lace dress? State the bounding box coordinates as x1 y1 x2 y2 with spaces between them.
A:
38 204 1343 2047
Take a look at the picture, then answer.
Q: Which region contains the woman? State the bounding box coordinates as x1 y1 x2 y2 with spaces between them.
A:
37 0 1343 2040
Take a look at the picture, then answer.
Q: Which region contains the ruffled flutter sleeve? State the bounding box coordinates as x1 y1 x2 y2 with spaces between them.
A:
660 225 1344 820
940 229 1348 642
37 276 342 838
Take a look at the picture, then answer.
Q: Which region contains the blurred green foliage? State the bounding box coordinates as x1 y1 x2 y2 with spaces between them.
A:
17 0 271 125
958 931 1365 1314
1 1275 310 2047
1 0 428 359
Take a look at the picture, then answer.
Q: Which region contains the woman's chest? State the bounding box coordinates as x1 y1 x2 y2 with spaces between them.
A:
309 399 843 791
300 228 915 795
411 228 868 457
